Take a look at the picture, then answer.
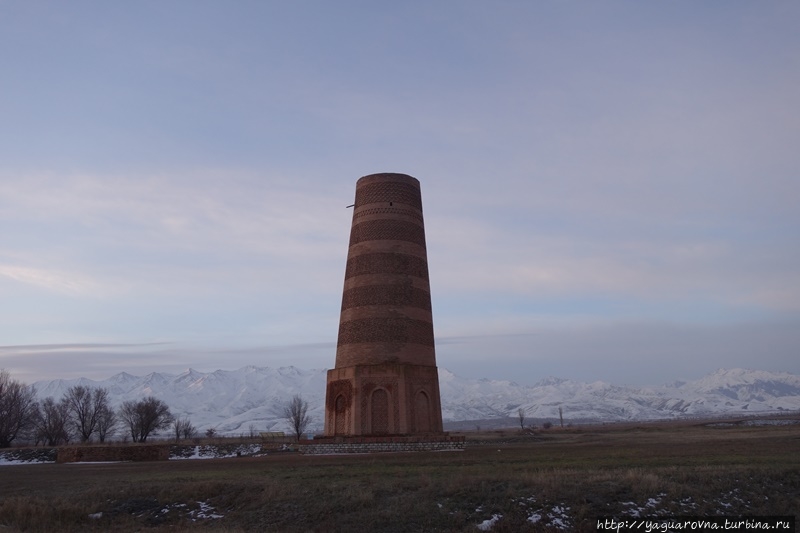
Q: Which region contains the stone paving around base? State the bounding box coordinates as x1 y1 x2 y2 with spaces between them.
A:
298 434 465 454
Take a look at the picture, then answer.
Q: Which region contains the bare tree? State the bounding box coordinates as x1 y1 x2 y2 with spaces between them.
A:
0 369 37 448
32 397 71 446
173 417 196 442
205 427 217 439
96 403 118 443
558 406 564 428
182 420 197 440
518 407 526 430
248 423 258 439
173 418 183 442
119 397 173 443
283 394 311 442
62 386 112 443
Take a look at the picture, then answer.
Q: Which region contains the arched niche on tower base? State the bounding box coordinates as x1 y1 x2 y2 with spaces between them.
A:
413 390 431 434
369 387 391 435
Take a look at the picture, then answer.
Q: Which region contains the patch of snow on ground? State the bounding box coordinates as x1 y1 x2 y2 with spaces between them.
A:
151 501 223 522
476 514 502 531
516 496 536 506
1 444 265 465
514 496 569 529
714 488 750 511
622 495 668 518
547 505 571 529
190 501 224 521
0 457 28 466
620 491 753 517
170 443 262 460
743 419 800 426
0 450 55 465
679 497 698 510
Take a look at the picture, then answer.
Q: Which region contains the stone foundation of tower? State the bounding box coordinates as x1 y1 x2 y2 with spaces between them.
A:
324 363 443 436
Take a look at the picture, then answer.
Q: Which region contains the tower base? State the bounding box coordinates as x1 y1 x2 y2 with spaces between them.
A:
323 363 443 437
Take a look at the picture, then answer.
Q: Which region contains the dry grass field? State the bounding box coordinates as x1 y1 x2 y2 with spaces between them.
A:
0 418 798 532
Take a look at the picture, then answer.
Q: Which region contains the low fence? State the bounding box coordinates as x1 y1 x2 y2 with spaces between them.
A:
56 444 170 463
298 434 465 455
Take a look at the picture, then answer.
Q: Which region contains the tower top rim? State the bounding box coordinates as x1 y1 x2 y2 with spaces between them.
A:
357 173 419 187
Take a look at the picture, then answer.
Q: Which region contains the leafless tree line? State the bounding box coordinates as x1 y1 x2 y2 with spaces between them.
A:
2 369 310 447
173 417 197 441
0 369 176 447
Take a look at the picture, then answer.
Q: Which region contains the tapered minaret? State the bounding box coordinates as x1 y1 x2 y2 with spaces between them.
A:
323 173 443 436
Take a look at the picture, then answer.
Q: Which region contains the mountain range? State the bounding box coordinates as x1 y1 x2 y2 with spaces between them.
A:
32 367 800 436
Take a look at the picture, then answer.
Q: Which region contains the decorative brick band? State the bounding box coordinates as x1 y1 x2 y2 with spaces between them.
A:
337 317 434 347
355 181 422 210
341 285 432 312
348 219 426 248
326 379 353 410
344 252 429 281
353 206 423 223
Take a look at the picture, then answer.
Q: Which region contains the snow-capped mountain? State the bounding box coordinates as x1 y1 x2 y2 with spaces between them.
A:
34 366 328 436
32 367 800 436
440 367 800 423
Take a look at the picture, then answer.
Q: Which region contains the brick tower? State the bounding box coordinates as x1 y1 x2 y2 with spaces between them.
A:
323 173 443 436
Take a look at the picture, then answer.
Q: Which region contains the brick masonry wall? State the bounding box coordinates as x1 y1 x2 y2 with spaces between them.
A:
335 173 435 368
337 317 435 347
348 219 427 248
344 252 429 280
56 444 170 463
354 179 423 210
324 363 444 436
325 173 444 437
341 284 432 311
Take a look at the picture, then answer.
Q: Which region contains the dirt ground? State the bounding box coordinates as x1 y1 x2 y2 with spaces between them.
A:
1 418 798 532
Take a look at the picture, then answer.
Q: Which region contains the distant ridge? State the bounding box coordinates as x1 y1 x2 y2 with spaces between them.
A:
32 367 800 436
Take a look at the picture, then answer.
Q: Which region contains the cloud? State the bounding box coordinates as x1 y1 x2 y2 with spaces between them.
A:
436 318 800 385
0 343 169 383
0 342 170 353
0 341 334 384
0 172 351 296
0 264 104 295
427 215 800 314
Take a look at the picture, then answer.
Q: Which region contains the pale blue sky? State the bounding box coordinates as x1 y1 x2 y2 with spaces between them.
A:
1 2 798 385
